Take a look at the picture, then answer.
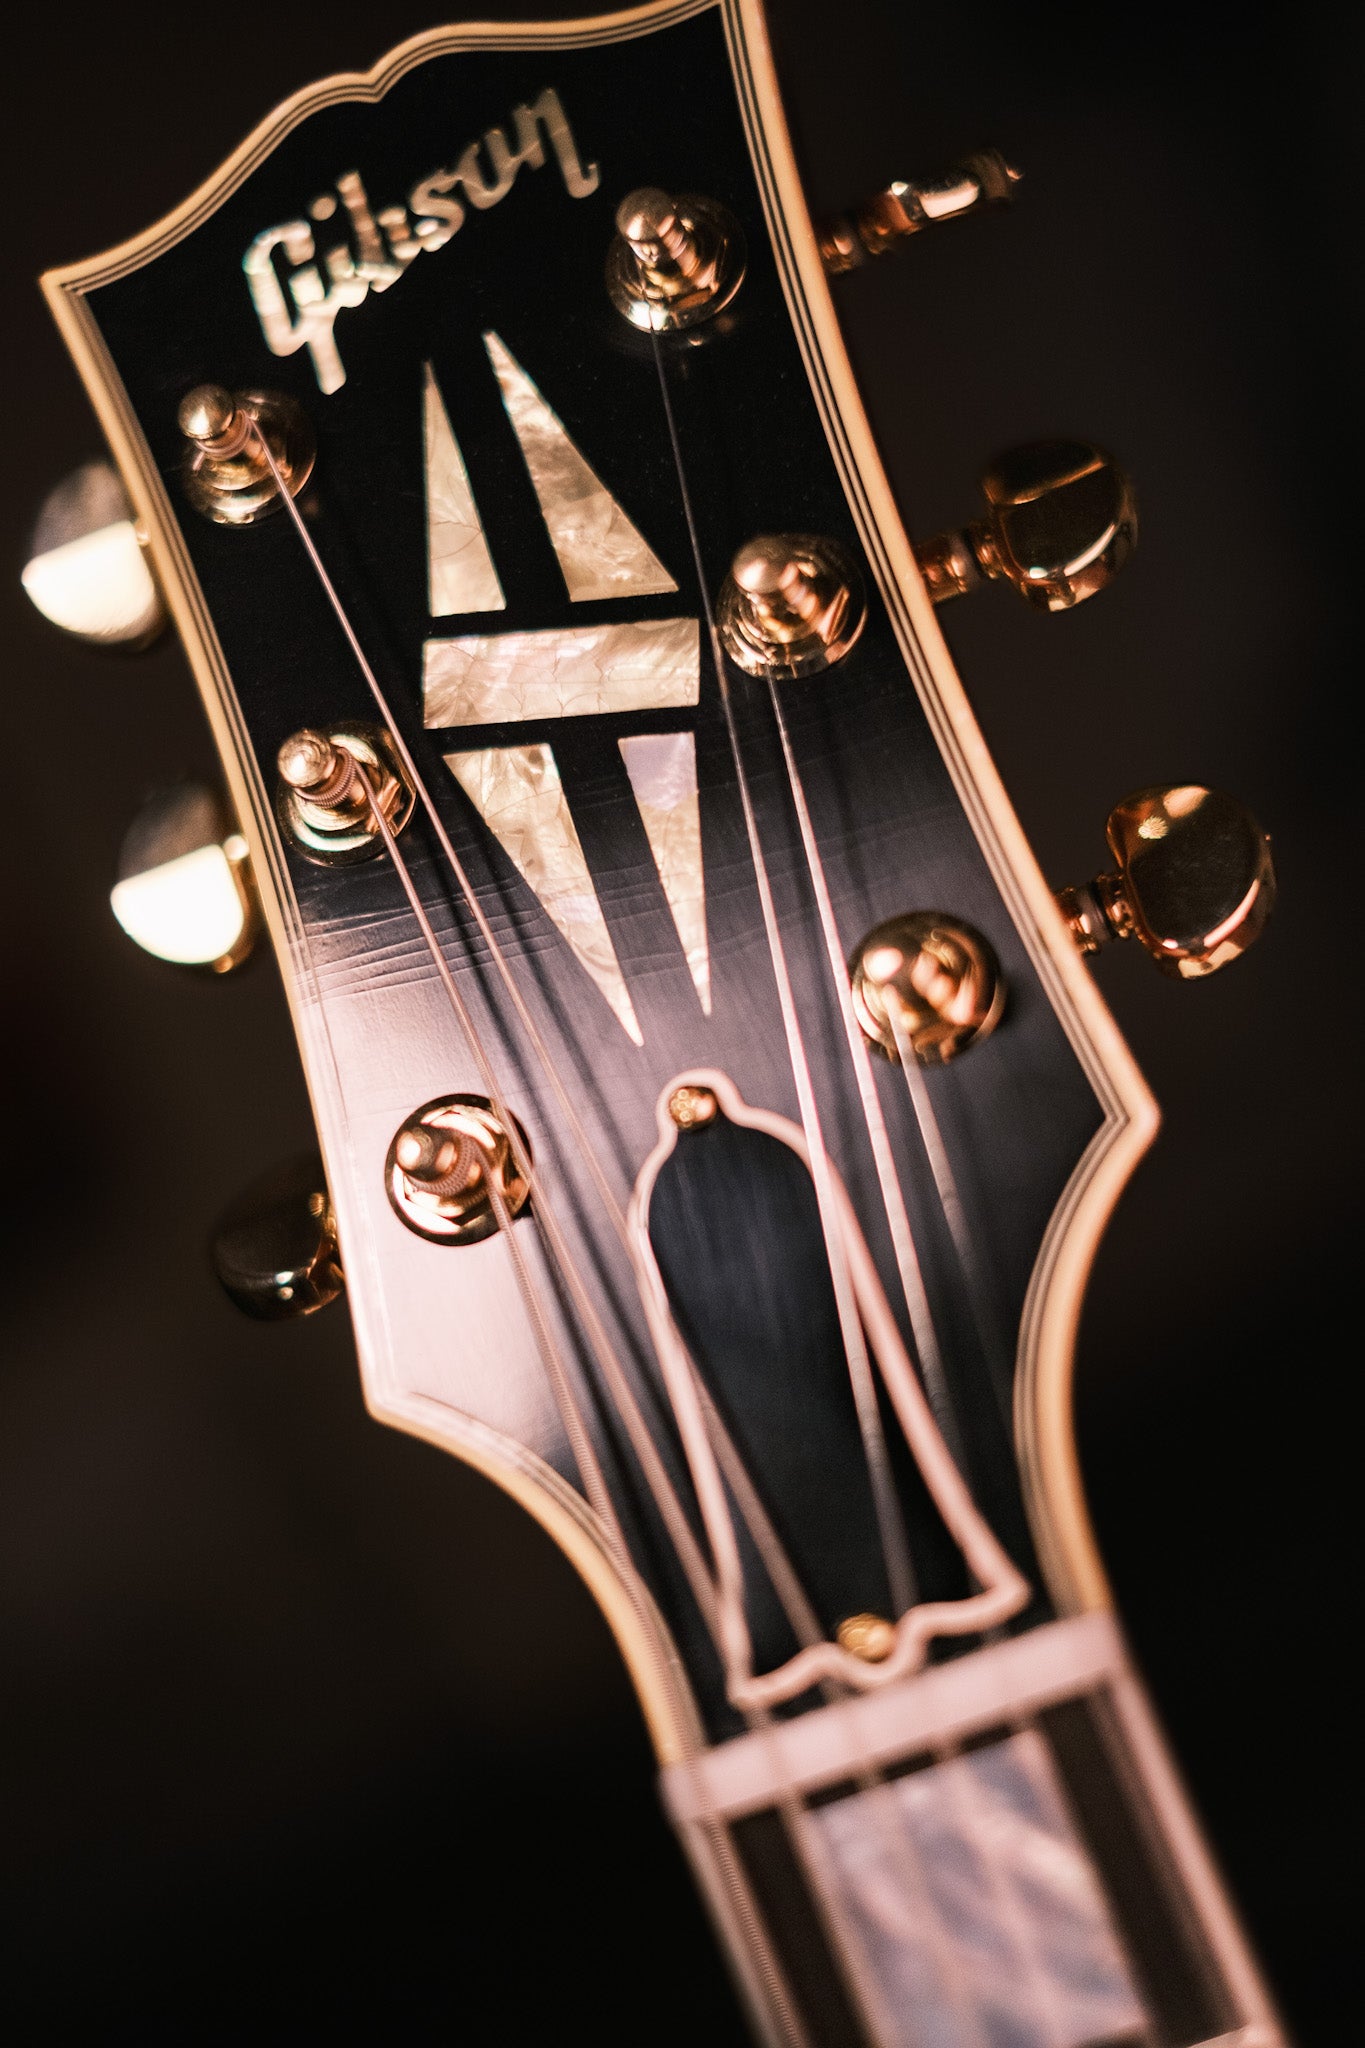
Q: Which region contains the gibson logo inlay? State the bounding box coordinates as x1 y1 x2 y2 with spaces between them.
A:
243 88 598 396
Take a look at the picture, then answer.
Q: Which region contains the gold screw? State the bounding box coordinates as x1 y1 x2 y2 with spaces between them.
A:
668 1085 718 1131
836 1612 897 1663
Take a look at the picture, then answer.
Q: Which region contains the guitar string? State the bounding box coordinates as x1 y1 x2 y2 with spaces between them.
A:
883 1000 1015 1428
245 421 734 1632
644 326 916 1622
247 419 843 1672
356 750 847 2043
762 677 965 1461
641 317 1053 2034
255 376 1019 1851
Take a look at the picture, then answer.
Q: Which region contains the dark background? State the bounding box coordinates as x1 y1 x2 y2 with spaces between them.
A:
2 3 1357 2040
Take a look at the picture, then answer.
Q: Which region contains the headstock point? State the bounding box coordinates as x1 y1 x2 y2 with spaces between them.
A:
916 440 1136 612
1058 785 1275 978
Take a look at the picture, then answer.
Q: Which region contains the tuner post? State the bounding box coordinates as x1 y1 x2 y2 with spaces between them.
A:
916 441 1137 612
1058 785 1275 977
386 1097 531 1245
275 722 415 865
850 913 1004 1065
818 149 1021 275
178 383 315 525
606 186 745 332
717 533 866 679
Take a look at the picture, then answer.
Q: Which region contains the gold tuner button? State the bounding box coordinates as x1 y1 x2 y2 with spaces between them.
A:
274 721 415 866
1057 785 1275 978
818 148 1021 275
177 382 315 526
110 781 257 973
386 1097 531 1246
915 440 1136 611
606 185 746 331
210 1155 345 1321
717 533 866 679
850 913 1004 1065
22 461 164 649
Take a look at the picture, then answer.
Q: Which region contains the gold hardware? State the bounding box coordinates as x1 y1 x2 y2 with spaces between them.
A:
850 913 1004 1065
178 383 315 525
210 1155 345 1320
275 722 414 865
109 780 257 972
716 533 866 679
667 1084 719 1131
385 1096 531 1245
1058 785 1275 978
915 440 1136 612
818 149 1021 275
606 186 745 331
836 1612 897 1663
22 461 165 649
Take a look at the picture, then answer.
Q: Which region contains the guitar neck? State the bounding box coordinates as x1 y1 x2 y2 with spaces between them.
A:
668 1615 1273 2047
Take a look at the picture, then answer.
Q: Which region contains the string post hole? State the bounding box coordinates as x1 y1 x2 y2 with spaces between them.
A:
836 1612 897 1663
667 1084 718 1130
915 439 1136 611
818 148 1020 275
851 913 1004 1066
386 1096 531 1245
1057 785 1275 977
717 532 866 678
274 721 414 865
606 185 745 331
178 382 315 525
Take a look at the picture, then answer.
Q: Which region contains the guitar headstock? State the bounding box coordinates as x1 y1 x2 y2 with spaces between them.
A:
29 5 1288 2041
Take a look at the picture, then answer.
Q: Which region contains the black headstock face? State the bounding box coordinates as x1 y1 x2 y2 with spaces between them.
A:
48 1 1149 1749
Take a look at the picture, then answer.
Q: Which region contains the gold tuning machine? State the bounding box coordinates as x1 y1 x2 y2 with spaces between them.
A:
915 440 1136 612
178 383 315 525
110 781 257 973
818 149 1020 275
1057 786 1275 978
22 461 165 649
210 1155 345 1320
